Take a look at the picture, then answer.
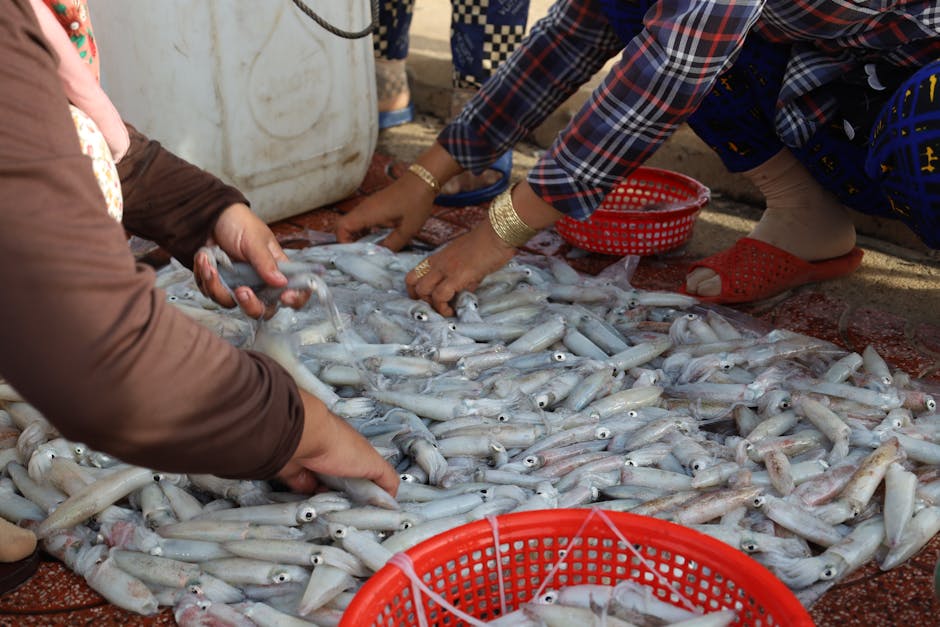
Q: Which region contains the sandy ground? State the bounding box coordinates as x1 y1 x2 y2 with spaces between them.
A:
378 113 940 331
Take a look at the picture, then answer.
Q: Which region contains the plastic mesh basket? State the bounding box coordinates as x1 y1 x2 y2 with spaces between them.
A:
341 510 812 627
555 167 710 256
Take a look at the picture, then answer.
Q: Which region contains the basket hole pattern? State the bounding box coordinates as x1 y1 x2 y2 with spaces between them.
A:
555 168 709 256
371 534 785 626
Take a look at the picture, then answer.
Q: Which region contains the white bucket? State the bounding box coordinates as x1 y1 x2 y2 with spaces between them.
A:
93 0 378 224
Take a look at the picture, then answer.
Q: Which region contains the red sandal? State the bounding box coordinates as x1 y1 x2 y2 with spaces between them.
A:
681 237 864 304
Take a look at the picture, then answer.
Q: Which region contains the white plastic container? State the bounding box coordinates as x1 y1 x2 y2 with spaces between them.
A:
93 1 378 223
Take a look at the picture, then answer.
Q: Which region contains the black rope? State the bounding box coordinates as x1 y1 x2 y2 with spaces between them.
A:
290 0 379 39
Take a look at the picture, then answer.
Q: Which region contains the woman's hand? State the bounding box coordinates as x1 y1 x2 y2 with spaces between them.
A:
336 143 465 250
406 182 563 316
192 203 309 318
406 221 517 316
335 169 437 251
276 390 400 496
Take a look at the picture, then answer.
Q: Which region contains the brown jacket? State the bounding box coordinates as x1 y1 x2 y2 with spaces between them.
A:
0 0 303 479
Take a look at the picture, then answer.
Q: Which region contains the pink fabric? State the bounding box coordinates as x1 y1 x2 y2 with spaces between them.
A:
28 0 128 161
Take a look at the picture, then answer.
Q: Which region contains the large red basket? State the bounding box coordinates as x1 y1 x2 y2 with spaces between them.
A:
340 510 812 627
555 167 710 256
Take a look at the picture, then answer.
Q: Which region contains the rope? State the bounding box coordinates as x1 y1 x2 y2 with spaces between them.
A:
486 515 509 615
290 0 379 39
593 509 700 613
388 553 489 627
389 509 709 623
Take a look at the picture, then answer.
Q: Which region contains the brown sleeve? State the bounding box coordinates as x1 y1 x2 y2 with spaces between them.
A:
0 1 303 479
117 124 249 270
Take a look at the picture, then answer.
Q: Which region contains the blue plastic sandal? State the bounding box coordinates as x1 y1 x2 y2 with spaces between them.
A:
434 150 513 207
378 103 415 130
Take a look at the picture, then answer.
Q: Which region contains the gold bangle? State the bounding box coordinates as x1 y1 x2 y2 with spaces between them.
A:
407 163 441 194
488 188 537 248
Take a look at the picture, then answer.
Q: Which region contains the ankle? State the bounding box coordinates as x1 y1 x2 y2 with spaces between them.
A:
375 58 410 113
750 205 856 261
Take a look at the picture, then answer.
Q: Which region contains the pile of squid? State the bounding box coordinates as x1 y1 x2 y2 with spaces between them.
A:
2 238 939 627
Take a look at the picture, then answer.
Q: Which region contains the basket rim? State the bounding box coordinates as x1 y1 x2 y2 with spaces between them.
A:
563 166 710 222
341 509 813 626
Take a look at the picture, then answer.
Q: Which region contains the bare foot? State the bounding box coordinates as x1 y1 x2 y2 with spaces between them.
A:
437 87 509 197
439 169 504 196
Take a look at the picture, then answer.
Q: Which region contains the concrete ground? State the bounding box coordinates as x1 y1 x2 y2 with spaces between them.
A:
397 0 940 333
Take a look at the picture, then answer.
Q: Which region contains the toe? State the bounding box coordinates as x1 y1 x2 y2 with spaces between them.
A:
686 267 717 293
696 274 723 297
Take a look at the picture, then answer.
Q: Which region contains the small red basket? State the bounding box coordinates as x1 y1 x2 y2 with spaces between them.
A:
555 167 710 256
341 510 812 627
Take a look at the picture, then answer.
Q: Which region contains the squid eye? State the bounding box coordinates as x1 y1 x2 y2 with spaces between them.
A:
926 397 937 411
167 295 178 302
273 572 290 584
524 456 539 468
552 352 566 362
627 410 638 418
311 555 324 565
414 312 429 322
541 591 558 604
780 400 791 409
152 473 165 482
721 362 733 371
497 414 510 423
536 396 549 408
595 427 611 439
685 313 696 320
448 323 457 331
300 509 316 522
188 583 203 595
400 520 413 530
197 600 211 611
400 474 416 483
752 496 766 508
691 461 705 472
625 459 637 467
742 542 758 552
334 528 347 538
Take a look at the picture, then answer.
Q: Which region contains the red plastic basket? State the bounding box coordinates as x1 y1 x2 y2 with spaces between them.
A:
555 167 710 256
340 510 812 627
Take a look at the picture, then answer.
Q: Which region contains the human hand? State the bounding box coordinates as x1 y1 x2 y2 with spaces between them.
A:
406 219 516 317
193 203 310 318
334 173 436 251
276 390 400 497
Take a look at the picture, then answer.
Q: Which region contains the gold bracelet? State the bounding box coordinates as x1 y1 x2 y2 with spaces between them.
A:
407 163 441 194
488 188 537 248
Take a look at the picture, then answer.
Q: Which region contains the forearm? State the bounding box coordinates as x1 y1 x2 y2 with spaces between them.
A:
528 0 763 219
118 124 249 269
438 0 622 173
0 8 303 479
